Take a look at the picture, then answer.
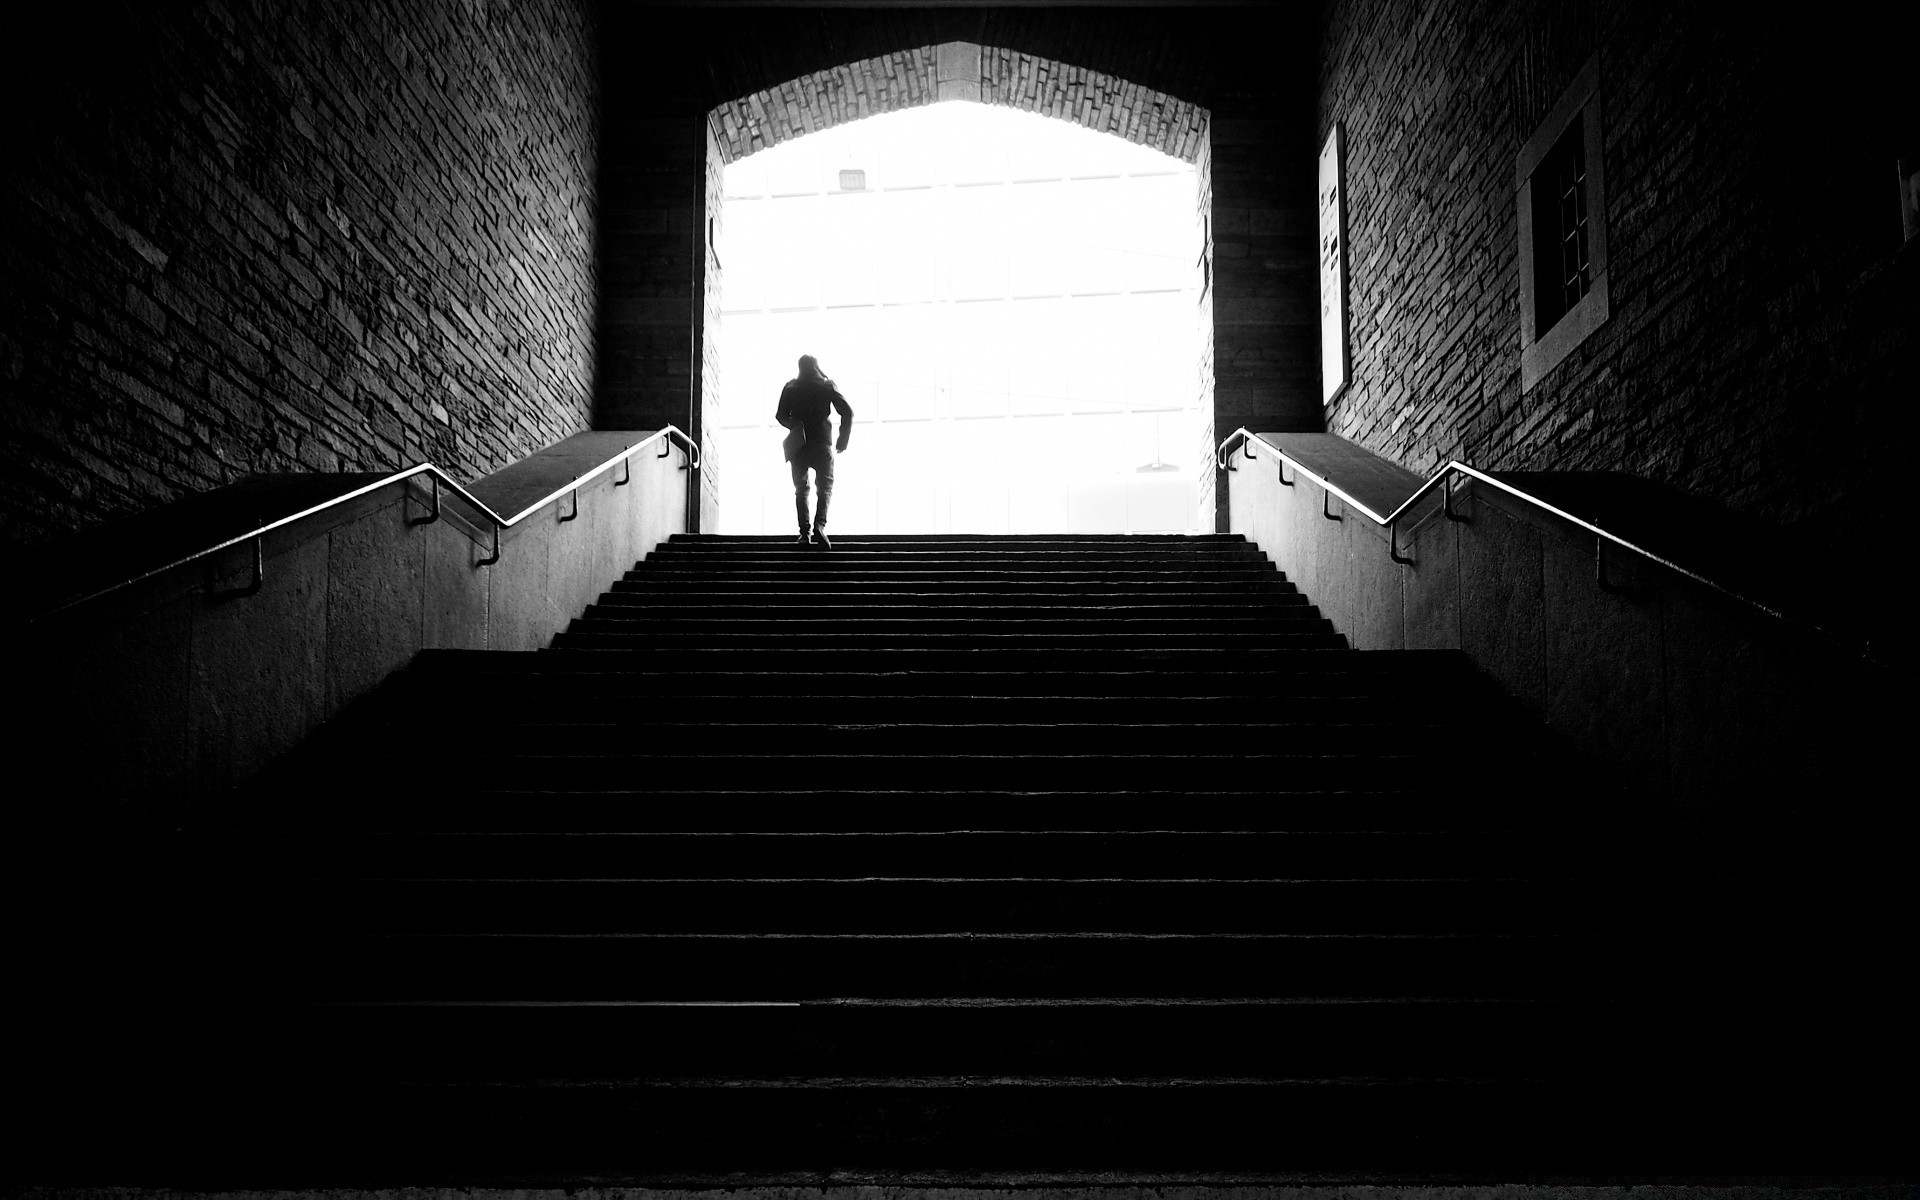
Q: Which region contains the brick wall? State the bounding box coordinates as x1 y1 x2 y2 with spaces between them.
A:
1316 0 1916 560
0 0 599 548
707 44 1208 166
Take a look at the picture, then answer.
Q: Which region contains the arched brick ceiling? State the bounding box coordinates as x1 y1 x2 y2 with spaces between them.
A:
599 7 1313 120
708 42 1209 164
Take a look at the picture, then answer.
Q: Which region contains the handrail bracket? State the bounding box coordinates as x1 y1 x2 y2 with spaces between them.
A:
409 474 441 526
1596 539 1638 598
214 536 264 601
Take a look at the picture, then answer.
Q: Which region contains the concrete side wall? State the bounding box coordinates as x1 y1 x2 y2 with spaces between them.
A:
1210 116 1322 441
1227 442 1899 865
594 107 704 436
0 0 600 548
9 437 687 833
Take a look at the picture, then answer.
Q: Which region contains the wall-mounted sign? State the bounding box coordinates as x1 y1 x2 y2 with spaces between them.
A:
1319 124 1349 403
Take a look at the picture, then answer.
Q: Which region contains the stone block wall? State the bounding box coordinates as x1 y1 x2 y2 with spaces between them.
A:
0 0 599 548
706 44 1208 166
1316 0 1915 612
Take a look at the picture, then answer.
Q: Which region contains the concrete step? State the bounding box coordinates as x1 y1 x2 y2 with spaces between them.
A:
276 996 1620 1081
641 554 1281 569
393 649 1487 695
385 668 1486 700
639 557 1281 572
611 577 1307 595
576 611 1328 632
289 876 1584 936
368 751 1437 791
552 628 1346 650
337 720 1468 756
28 1069 1891 1181
600 587 1308 606
279 929 1602 1001
537 643 1363 663
589 598 1317 618
265 787 1518 834
666 533 1251 544
277 829 1552 880
632 572 1289 586
353 691 1486 726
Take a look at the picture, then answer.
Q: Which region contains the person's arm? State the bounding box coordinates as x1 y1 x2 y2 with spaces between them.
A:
831 388 854 452
775 384 794 430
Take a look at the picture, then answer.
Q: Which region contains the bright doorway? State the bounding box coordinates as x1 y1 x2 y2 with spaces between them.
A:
712 101 1207 535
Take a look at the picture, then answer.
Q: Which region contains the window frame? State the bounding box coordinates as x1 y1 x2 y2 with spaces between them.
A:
1517 55 1608 392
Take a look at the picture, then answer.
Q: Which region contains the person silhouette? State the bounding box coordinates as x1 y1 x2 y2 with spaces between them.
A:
775 354 854 549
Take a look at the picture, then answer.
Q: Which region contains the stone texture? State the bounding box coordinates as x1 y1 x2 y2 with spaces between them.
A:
708 45 1207 168
1315 0 1914 610
0 0 600 548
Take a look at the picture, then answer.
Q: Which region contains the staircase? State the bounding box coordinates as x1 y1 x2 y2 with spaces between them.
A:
17 532 1910 1188
132 530 1647 1184
27 530 1719 1187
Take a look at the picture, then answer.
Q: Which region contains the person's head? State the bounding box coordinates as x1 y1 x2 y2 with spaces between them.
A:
797 354 822 379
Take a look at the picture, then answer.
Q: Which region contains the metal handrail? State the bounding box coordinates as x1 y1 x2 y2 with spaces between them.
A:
33 425 699 622
1216 426 1883 668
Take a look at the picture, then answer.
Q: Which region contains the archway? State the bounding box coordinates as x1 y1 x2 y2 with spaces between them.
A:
695 44 1214 532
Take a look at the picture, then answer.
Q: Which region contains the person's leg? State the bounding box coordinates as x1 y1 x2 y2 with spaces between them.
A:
791 458 811 544
811 451 834 547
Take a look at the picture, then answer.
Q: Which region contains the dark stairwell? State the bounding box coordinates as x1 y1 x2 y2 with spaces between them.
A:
19 534 1906 1185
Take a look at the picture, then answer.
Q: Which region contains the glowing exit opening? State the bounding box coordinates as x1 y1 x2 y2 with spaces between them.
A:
713 101 1208 535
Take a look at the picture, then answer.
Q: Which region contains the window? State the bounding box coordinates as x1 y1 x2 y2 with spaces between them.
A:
1517 57 1607 391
